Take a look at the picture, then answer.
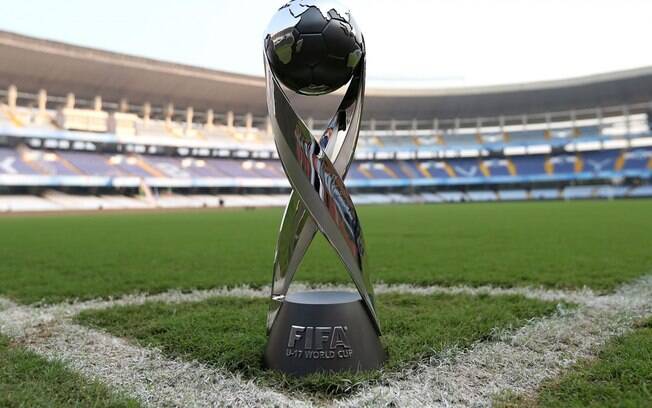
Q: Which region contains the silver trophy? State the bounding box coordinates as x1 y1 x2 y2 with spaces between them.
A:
263 0 386 375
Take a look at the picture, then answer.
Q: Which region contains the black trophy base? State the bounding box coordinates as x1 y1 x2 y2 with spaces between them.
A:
264 291 386 376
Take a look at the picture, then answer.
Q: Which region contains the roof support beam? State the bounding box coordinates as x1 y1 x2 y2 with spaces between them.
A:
142 102 151 126
37 89 47 114
186 106 194 131
206 109 214 129
66 93 75 109
7 85 17 109
94 96 102 111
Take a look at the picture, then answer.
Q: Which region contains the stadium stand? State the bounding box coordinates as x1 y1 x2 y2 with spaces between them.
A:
438 192 467 203
562 186 597 200
467 191 499 202
3 145 651 185
629 185 652 198
498 190 529 201
0 31 651 212
594 185 630 199
530 189 561 200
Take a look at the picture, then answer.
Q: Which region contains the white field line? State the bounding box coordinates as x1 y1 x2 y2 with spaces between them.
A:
34 282 599 319
0 278 649 407
0 301 308 408
0 297 14 311
336 276 652 408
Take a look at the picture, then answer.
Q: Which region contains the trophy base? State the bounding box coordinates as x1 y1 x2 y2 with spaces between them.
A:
264 291 386 376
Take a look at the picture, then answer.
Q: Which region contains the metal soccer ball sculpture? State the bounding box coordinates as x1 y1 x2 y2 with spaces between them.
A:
265 0 364 95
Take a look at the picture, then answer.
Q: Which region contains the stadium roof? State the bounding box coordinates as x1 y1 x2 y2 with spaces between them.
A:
1 30 651 122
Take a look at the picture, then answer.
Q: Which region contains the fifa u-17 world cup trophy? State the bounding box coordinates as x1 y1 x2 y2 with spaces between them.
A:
263 0 386 375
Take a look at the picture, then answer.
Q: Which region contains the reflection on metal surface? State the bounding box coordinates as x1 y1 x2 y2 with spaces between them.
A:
264 0 364 95
264 1 379 335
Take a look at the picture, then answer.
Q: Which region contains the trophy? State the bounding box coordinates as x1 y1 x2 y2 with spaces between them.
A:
263 0 386 375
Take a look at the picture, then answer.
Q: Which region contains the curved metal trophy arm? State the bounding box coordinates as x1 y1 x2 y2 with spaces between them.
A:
265 56 379 335
267 58 367 333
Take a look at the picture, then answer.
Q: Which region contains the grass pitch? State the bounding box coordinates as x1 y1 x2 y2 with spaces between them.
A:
0 335 138 407
1 200 650 405
502 318 652 408
77 293 562 397
1 200 651 304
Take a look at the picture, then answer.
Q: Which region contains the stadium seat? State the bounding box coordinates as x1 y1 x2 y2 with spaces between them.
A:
582 150 620 173
482 159 512 177
628 185 652 198
449 159 482 178
418 193 442 203
594 185 630 199
511 156 547 176
0 195 63 212
622 149 652 172
499 190 529 201
442 133 478 146
548 155 578 175
530 189 560 200
562 186 596 200
438 192 467 203
467 191 498 202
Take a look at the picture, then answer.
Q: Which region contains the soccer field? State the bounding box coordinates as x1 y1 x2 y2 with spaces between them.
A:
1 200 651 406
1 200 651 303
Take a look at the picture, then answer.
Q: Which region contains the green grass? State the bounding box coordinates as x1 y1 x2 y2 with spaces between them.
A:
77 293 562 397
518 318 652 408
1 200 651 304
0 335 139 407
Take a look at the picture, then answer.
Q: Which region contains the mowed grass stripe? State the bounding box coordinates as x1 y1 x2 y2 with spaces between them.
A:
0 335 139 408
77 293 561 397
506 318 652 408
1 200 651 304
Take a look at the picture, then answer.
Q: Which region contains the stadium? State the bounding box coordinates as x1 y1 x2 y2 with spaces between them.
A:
0 30 651 210
0 1 651 407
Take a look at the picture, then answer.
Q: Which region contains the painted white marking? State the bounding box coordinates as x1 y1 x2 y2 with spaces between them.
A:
0 157 17 174
0 302 306 407
338 276 652 407
0 277 649 407
586 159 613 172
454 166 479 177
32 282 598 319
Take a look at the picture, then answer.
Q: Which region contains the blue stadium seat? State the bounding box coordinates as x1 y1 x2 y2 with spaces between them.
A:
622 149 652 171
550 155 577 175
449 158 481 178
483 159 511 177
0 148 40 175
511 156 547 176
582 150 620 173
